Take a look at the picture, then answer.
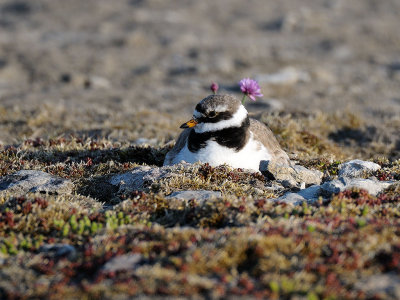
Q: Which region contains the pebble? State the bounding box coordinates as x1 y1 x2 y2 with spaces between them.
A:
255 67 310 86
338 159 381 178
102 254 142 272
166 190 221 204
39 244 77 260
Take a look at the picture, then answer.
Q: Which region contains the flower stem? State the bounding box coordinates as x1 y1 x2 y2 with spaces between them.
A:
241 94 247 105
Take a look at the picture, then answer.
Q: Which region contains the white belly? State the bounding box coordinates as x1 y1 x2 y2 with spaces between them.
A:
171 133 271 172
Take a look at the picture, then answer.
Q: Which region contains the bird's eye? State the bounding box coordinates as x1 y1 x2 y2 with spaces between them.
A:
208 111 217 118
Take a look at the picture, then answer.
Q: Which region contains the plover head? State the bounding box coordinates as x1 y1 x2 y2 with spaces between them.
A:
180 94 248 134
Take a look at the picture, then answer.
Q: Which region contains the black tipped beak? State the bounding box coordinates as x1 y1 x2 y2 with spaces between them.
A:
180 119 198 129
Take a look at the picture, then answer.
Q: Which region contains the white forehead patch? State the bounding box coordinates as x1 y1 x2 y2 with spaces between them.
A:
214 105 228 113
194 105 248 133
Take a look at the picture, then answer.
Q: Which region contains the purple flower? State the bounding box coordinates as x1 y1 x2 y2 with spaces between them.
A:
239 78 263 102
210 82 219 94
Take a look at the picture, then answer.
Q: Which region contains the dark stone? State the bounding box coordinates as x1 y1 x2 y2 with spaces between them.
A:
60 73 71 83
260 18 284 31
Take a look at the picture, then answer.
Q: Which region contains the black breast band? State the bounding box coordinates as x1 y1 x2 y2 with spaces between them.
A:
188 117 250 152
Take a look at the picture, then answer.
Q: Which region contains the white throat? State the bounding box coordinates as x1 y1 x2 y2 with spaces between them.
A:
194 105 248 133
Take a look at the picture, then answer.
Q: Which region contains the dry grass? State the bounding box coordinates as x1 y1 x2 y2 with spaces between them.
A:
0 109 399 299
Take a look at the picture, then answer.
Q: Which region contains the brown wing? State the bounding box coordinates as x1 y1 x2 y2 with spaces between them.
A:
163 128 191 165
249 118 291 166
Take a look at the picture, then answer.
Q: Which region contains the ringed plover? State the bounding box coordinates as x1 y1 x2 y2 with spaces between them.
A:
164 94 290 172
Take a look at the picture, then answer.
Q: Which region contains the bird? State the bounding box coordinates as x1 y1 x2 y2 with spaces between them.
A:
163 94 290 172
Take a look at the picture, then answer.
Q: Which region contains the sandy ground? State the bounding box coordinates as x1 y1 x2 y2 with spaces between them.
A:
0 0 399 158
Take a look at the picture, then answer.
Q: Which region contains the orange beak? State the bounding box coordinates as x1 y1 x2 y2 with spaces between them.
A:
180 119 198 129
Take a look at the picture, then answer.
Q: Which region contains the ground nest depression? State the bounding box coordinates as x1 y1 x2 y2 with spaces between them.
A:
0 137 399 300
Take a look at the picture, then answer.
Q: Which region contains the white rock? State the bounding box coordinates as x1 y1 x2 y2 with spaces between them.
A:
0 170 74 195
166 190 221 204
110 163 193 193
276 184 321 205
102 254 142 272
321 177 392 196
89 76 111 89
355 274 400 300
338 159 381 178
256 67 310 86
260 161 323 186
276 192 307 205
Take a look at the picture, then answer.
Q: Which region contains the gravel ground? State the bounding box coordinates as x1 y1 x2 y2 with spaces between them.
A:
0 0 399 158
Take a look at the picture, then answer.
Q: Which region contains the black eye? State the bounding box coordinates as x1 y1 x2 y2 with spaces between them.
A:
208 111 217 118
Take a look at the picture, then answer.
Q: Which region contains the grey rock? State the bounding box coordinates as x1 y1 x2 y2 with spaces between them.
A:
338 159 381 178
110 166 152 192
355 274 400 300
255 67 310 86
264 182 286 193
260 160 292 180
276 192 307 205
292 165 323 185
102 254 142 272
279 179 298 189
88 76 111 89
110 163 192 193
261 161 323 186
0 170 74 195
321 177 393 196
298 184 321 200
166 190 221 203
39 244 77 260
277 184 321 205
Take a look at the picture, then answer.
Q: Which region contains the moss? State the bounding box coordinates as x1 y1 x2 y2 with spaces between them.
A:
0 122 399 299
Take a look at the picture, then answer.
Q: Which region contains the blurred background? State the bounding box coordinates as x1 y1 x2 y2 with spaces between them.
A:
0 0 399 159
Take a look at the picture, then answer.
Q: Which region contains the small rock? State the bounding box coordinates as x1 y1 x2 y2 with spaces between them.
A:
166 190 221 204
276 192 307 204
292 165 323 185
338 159 381 178
276 184 321 205
110 163 192 194
260 161 323 186
39 244 77 260
298 184 321 200
110 166 152 192
255 67 310 86
0 170 74 195
355 274 400 300
88 76 111 89
321 177 393 196
102 254 142 272
263 182 286 193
